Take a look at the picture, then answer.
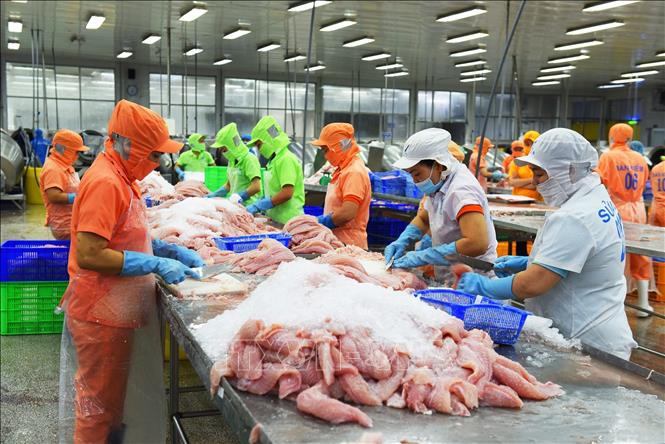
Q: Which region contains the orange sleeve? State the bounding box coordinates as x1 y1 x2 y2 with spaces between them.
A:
339 168 370 206
76 176 130 241
597 153 611 183
40 166 67 192
456 204 484 220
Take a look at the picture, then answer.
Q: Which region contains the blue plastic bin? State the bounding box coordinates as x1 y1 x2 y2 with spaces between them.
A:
144 196 161 208
367 216 408 246
303 206 324 217
0 240 70 282
370 171 408 196
214 233 292 253
370 199 418 212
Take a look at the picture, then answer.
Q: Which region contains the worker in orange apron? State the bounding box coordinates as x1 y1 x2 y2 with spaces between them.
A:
469 136 503 192
57 100 203 443
38 130 89 240
311 123 372 249
598 123 652 317
649 157 665 227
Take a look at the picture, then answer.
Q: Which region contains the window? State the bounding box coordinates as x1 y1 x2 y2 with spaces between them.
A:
520 95 560 135
608 98 643 121
474 93 515 141
149 73 216 137
5 63 115 133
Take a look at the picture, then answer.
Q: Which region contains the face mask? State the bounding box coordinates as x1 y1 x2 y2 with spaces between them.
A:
222 149 235 163
536 177 569 207
324 149 344 167
415 166 448 195
191 141 204 154
62 149 78 165
259 143 275 160
132 159 160 181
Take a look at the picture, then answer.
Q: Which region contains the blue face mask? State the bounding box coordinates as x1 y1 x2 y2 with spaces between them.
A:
415 166 446 195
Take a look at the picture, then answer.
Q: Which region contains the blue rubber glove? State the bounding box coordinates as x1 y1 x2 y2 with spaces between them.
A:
175 167 185 181
417 234 432 251
393 241 457 269
246 197 274 215
238 190 250 202
384 224 423 264
457 273 515 300
317 214 336 229
206 186 228 198
494 255 529 278
491 170 505 182
120 251 199 284
67 193 76 204
152 239 205 267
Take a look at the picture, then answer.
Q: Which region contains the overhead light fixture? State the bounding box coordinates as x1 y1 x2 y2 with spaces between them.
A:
566 20 624 35
305 63 326 72
361 52 391 61
657 51 665 57
436 6 487 22
635 60 665 68
554 39 604 51
320 18 356 32
385 70 409 78
86 14 106 30
537 73 571 80
8 19 23 33
213 57 232 65
257 42 281 52
548 53 590 63
540 65 576 73
460 77 486 83
460 68 492 76
223 27 251 40
376 62 403 70
610 77 644 84
288 1 332 13
532 81 561 86
342 36 375 47
11 0 28 3
620 70 659 77
179 3 208 22
183 46 203 56
450 46 487 57
116 50 133 59
454 59 486 67
582 1 639 12
284 53 306 62
446 31 489 44
597 83 625 89
142 34 161 45
7 39 20 50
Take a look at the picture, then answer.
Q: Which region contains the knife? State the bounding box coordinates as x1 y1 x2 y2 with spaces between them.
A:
191 264 229 280
385 256 395 271
447 254 494 272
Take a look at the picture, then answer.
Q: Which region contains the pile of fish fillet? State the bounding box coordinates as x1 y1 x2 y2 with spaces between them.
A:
201 260 563 428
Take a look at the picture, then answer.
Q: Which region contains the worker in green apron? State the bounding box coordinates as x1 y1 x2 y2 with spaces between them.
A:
246 116 304 224
207 123 262 204
174 133 215 180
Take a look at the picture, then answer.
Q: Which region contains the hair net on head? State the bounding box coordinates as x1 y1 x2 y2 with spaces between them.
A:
609 123 633 145
629 140 644 155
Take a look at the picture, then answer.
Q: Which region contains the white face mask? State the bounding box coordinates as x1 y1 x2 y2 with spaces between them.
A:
537 177 569 207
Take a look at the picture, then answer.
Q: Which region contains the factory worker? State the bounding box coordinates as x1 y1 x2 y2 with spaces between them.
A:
207 122 262 205
502 140 522 173
58 100 203 444
629 140 645 155
508 140 542 201
246 116 305 224
311 123 372 249
649 157 665 227
385 128 498 275
458 128 637 360
598 123 652 317
522 130 540 152
38 129 89 240
448 140 466 162
469 136 503 192
174 133 215 180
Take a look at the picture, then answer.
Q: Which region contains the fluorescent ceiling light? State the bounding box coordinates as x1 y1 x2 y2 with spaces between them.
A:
343 36 375 47
320 18 356 32
7 39 20 50
179 4 208 22
532 81 560 86
184 46 203 56
376 62 403 70
213 58 232 65
223 28 251 40
540 65 576 73
454 59 486 67
385 70 409 78
610 77 644 84
284 53 306 62
582 1 639 12
257 42 281 52
635 60 665 68
554 39 603 51
548 54 590 63
597 84 625 89
436 6 487 22
450 46 487 57
621 70 659 77
657 51 665 57
460 77 486 83
116 51 133 59
86 14 105 30
362 52 391 61
537 73 571 80
288 1 332 12
305 63 326 72
460 68 492 76
8 19 23 33
566 20 624 35
11 1 28 3
142 34 161 45
446 31 489 44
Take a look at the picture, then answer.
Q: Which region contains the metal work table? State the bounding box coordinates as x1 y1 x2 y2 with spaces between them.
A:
160 284 665 444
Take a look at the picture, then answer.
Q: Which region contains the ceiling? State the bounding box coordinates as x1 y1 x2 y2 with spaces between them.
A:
1 0 665 93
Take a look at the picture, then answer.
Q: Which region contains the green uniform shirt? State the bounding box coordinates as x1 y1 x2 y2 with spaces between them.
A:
265 149 305 224
228 153 262 204
177 150 215 172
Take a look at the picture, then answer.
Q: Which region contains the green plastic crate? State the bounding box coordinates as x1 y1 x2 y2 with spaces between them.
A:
1 281 67 335
204 166 228 192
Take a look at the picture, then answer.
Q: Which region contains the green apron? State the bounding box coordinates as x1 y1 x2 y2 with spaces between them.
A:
228 154 261 205
265 149 305 224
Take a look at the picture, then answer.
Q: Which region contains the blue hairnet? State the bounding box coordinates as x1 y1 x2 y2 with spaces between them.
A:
241 133 251 142
629 140 644 154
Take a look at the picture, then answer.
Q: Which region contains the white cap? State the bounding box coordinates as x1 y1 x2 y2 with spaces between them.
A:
393 128 454 170
515 128 598 172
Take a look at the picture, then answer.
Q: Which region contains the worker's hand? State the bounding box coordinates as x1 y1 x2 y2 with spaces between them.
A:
317 214 336 229
393 241 456 269
457 273 515 300
246 197 273 215
120 251 198 284
228 193 244 205
207 187 228 198
67 193 76 204
153 257 199 284
384 224 424 264
175 167 185 181
171 245 205 268
494 255 529 278
416 234 432 251
491 170 506 182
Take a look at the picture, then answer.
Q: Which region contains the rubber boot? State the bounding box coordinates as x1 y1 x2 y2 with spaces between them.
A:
635 280 652 318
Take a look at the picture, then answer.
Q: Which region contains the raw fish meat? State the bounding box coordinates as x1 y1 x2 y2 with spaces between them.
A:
139 171 176 200
284 215 344 254
214 238 296 276
169 273 248 305
174 180 210 197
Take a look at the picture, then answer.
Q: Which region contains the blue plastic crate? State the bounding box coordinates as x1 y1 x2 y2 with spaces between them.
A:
144 196 161 208
303 206 324 217
367 216 409 246
370 171 408 196
1 240 70 282
370 199 418 212
213 233 292 253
